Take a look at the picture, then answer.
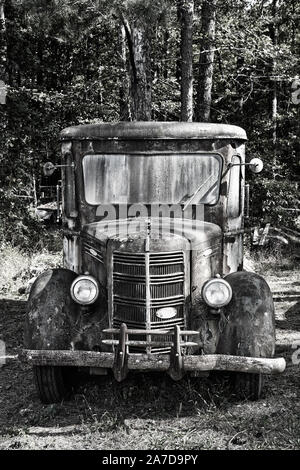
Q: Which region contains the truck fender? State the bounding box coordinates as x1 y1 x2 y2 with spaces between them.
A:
217 272 275 358
25 268 79 350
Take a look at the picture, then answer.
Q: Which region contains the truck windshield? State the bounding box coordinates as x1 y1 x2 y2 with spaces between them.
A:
82 153 222 206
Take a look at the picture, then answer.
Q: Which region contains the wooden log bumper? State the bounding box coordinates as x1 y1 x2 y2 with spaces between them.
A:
19 350 286 375
103 328 200 336
19 350 115 368
102 340 199 347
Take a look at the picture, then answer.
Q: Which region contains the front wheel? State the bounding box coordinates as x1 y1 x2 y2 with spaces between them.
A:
233 373 264 400
217 272 275 401
34 366 74 403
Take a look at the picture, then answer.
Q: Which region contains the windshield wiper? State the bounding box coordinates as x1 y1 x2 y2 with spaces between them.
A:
182 173 215 212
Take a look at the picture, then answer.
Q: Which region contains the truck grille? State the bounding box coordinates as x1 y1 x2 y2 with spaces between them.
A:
112 250 186 353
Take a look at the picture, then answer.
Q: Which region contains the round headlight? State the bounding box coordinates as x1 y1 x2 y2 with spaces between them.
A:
70 275 99 305
202 278 232 308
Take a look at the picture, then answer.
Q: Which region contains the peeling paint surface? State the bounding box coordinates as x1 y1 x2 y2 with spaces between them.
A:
217 272 276 358
25 123 276 372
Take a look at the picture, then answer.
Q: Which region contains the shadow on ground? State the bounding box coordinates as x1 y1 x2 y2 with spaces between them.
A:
275 300 300 332
282 301 300 331
0 296 299 450
0 297 230 434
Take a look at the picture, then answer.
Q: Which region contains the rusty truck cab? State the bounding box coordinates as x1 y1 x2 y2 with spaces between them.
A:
24 122 285 403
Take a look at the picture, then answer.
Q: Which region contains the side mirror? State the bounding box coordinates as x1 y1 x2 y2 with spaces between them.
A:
249 158 263 174
43 162 56 176
43 161 75 176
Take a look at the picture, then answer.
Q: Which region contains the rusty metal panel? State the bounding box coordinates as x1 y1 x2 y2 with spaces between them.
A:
60 122 247 141
217 272 276 358
81 234 107 286
61 141 77 220
58 122 248 359
63 234 81 274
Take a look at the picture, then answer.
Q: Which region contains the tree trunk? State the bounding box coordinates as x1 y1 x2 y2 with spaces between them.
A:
0 0 7 84
236 55 245 114
0 0 7 170
178 0 194 122
272 80 277 167
122 17 152 121
196 0 217 122
119 24 130 121
163 29 169 80
235 1 246 116
269 0 278 178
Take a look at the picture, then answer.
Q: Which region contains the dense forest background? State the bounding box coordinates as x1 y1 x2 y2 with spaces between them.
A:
0 0 299 249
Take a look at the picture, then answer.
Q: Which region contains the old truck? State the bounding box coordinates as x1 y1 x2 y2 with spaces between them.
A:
24 122 286 403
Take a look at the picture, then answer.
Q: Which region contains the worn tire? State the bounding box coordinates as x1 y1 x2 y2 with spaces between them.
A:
34 365 74 404
217 271 275 401
233 372 264 401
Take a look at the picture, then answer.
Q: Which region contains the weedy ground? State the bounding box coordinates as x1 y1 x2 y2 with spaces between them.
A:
0 233 299 450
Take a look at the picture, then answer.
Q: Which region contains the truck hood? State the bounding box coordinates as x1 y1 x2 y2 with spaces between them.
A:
82 217 222 252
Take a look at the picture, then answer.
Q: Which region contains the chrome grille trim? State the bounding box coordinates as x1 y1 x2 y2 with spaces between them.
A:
114 273 146 282
150 318 185 328
113 273 184 284
151 296 185 306
114 253 145 265
114 297 147 306
114 281 146 298
112 250 186 353
150 264 183 275
150 284 183 298
113 318 147 330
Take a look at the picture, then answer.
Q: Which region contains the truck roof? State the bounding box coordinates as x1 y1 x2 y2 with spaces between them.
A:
60 121 247 141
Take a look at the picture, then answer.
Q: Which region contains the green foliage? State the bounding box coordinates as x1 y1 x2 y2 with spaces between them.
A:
114 0 170 22
0 0 299 247
249 179 299 230
0 185 46 249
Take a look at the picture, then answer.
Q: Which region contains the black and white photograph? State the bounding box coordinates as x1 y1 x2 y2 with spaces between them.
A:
0 0 299 453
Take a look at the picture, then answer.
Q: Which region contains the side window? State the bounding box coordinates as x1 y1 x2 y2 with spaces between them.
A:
227 155 241 218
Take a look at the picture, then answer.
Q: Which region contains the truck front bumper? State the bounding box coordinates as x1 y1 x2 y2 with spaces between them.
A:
20 324 286 381
20 349 286 378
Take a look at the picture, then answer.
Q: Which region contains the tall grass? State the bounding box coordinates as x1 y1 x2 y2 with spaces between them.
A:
0 243 30 294
0 239 62 296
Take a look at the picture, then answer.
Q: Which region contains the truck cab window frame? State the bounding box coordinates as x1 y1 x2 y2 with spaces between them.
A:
82 152 223 207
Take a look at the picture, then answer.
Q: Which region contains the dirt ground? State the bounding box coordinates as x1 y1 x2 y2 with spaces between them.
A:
0 259 299 450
